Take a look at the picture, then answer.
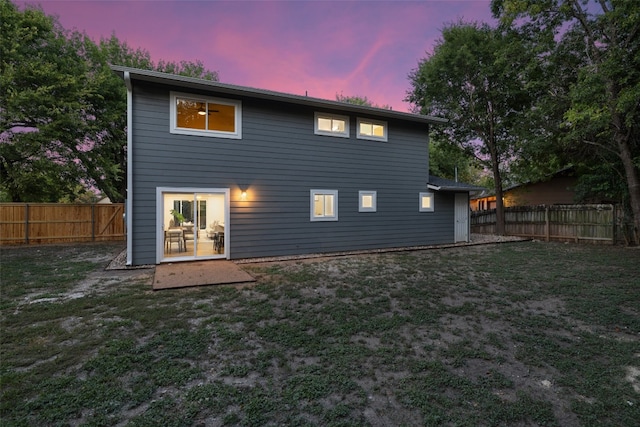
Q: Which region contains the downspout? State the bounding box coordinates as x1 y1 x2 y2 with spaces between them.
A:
124 71 133 265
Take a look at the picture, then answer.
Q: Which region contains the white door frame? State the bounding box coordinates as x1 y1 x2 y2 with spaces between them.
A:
156 187 230 264
454 192 470 243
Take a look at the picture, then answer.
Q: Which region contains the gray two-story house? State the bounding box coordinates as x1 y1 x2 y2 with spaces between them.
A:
112 66 477 266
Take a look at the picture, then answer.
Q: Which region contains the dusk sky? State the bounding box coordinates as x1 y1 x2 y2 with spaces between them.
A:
19 0 496 112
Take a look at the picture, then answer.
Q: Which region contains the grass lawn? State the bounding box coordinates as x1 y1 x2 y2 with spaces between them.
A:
1 241 639 426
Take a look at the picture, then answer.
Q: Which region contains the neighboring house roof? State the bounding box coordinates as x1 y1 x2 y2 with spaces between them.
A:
470 166 575 200
427 175 486 192
470 189 494 200
110 65 448 126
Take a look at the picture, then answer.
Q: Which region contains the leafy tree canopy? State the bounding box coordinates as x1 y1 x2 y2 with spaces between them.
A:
1 0 219 203
491 0 640 243
1 0 90 201
407 21 535 234
429 139 483 185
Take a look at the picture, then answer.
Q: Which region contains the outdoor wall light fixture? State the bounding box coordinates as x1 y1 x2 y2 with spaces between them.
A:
240 191 247 201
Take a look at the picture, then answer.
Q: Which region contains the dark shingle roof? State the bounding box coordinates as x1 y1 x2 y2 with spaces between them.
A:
428 175 486 192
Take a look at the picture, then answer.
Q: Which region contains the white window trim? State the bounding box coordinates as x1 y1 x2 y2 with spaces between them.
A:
419 192 435 212
310 189 338 221
314 112 350 138
170 91 242 139
359 190 377 212
357 117 388 142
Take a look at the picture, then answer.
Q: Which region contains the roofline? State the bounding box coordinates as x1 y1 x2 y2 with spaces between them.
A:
427 175 486 193
428 183 486 192
110 65 448 126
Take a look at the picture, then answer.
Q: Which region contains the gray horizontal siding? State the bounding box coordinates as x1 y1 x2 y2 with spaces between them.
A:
130 82 453 264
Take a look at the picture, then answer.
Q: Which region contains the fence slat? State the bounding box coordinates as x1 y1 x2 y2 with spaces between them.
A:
0 203 125 245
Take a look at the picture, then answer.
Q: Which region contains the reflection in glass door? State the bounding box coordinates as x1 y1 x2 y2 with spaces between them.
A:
159 188 227 262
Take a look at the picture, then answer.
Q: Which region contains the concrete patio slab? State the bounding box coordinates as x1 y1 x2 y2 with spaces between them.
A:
153 260 255 290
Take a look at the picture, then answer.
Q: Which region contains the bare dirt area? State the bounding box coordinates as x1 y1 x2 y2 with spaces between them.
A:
6 242 153 308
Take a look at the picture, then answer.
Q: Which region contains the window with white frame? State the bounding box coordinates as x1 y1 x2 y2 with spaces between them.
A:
419 192 435 212
314 112 349 138
359 191 377 212
170 91 242 139
357 118 387 141
310 190 338 221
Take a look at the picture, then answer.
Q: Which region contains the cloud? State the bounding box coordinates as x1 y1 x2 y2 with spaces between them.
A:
23 0 496 112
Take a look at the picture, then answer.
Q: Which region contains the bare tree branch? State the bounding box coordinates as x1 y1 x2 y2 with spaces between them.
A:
583 139 621 157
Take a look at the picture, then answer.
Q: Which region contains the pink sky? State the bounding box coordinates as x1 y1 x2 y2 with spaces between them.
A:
20 0 495 112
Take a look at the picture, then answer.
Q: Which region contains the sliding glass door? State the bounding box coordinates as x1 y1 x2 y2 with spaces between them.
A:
157 188 229 263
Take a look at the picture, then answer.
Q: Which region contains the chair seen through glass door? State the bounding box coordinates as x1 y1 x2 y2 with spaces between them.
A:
162 191 226 260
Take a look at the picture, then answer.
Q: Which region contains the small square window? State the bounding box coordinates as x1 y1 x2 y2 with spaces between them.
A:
357 118 387 141
359 191 377 212
315 113 349 138
419 192 435 212
311 190 338 221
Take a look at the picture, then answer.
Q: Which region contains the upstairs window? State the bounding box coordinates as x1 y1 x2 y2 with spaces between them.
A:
170 92 242 139
311 190 338 221
357 118 387 141
314 112 349 138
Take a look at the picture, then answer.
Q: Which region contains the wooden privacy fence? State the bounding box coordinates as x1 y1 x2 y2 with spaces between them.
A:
0 203 125 245
471 204 619 244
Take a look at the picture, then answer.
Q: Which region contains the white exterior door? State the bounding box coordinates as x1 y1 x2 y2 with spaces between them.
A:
454 193 469 242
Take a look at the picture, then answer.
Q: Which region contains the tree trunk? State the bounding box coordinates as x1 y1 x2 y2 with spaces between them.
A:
609 84 640 245
616 130 640 245
488 137 505 235
493 166 505 236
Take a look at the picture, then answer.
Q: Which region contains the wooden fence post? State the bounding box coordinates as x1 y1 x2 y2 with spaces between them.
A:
25 203 29 244
611 204 616 245
545 205 550 242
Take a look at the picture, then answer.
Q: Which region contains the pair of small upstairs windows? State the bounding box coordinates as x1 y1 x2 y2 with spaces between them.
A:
314 113 387 142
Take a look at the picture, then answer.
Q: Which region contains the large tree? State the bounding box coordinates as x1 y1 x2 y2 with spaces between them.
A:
1 0 92 201
407 22 535 234
491 0 640 243
1 1 219 203
77 35 154 203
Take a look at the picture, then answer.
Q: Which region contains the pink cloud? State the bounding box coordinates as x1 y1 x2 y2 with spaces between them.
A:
18 0 496 112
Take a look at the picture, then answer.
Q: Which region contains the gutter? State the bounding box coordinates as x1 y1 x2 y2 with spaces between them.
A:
124 71 133 266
